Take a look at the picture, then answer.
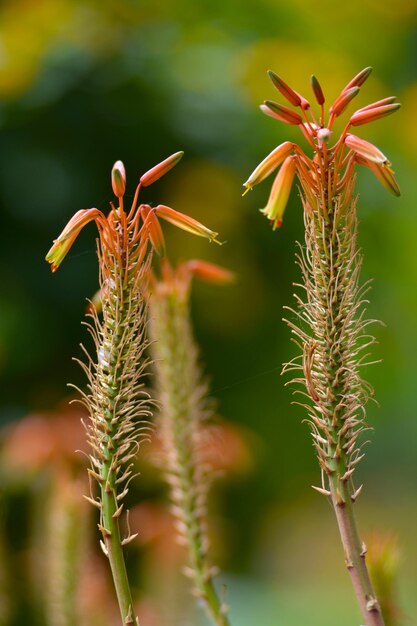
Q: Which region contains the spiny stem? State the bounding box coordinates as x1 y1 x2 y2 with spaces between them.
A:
299 200 384 626
247 67 400 626
330 478 383 626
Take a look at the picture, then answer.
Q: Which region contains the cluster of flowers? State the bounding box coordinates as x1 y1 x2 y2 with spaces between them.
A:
244 67 400 229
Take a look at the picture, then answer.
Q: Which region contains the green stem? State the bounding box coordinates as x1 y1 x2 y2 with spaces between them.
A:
330 479 384 626
203 579 231 626
102 487 138 626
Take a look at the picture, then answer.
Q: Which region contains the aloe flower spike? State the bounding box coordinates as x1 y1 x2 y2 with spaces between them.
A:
245 68 400 626
46 156 221 626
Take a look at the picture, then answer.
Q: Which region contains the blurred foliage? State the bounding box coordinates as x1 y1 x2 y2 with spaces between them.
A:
0 0 416 624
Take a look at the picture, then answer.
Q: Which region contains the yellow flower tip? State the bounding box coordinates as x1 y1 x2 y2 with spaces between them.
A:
45 208 104 271
355 156 401 196
244 142 295 192
260 156 297 229
111 160 126 198
140 151 184 187
242 184 252 196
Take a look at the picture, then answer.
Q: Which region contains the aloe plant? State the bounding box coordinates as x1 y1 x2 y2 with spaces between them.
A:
245 67 400 626
46 154 220 626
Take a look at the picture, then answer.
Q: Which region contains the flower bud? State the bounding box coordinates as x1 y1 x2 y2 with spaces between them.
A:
243 141 294 194
343 66 372 91
262 101 303 125
111 160 126 198
260 156 297 229
267 70 302 107
359 96 397 112
329 87 360 118
140 151 184 187
345 134 388 164
311 75 325 105
349 103 401 126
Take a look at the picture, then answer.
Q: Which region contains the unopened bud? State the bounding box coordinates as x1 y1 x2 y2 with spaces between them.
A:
267 70 302 107
349 103 401 126
343 66 372 91
111 160 126 198
140 151 184 187
330 87 360 118
359 96 397 112
311 75 325 105
262 101 303 125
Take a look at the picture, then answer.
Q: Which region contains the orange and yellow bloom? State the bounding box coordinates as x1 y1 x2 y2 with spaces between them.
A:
244 67 401 229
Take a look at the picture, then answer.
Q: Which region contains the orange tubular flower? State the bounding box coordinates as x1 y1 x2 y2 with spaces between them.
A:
154 204 221 243
260 156 297 229
243 141 295 194
244 66 400 227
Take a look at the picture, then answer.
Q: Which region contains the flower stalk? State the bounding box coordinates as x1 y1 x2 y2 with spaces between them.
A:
245 67 401 626
148 259 233 626
46 155 220 626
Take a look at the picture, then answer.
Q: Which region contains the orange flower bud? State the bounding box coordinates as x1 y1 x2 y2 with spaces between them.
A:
329 86 360 118
140 205 166 256
311 75 325 105
260 156 297 229
267 70 302 107
359 96 397 112
45 208 104 272
186 260 235 284
262 101 303 125
343 66 372 91
154 205 221 244
140 151 184 187
345 134 388 164
243 141 294 194
111 160 126 198
349 103 401 126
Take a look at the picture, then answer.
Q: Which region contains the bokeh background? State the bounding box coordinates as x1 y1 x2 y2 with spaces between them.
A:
0 1 416 625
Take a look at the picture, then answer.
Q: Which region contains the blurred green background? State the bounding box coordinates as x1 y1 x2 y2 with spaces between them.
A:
0 1 416 625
